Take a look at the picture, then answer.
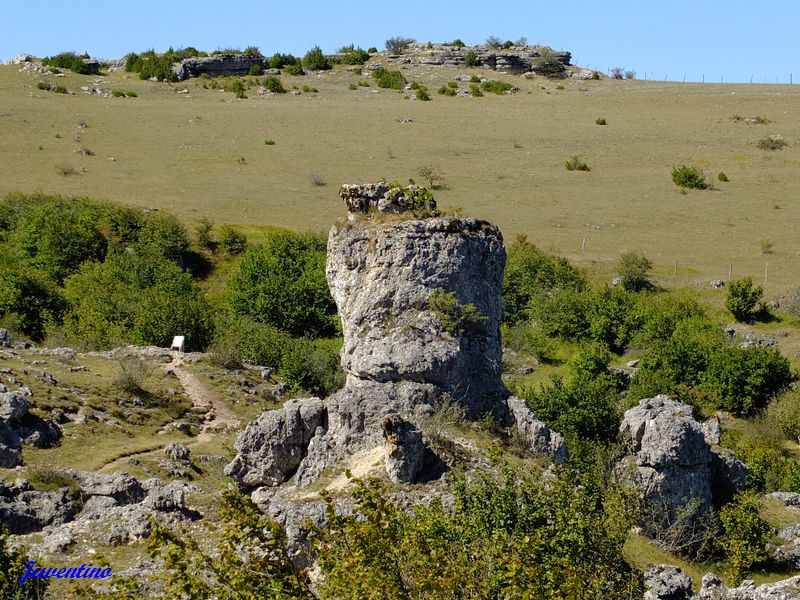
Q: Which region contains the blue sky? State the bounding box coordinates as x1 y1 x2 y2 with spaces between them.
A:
2 0 797 83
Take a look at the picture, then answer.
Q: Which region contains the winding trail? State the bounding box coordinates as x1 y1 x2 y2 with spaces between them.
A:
100 352 238 471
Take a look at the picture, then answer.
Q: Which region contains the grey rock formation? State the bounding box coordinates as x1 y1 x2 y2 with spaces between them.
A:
0 391 61 466
65 469 145 504
224 397 326 487
173 54 266 80
0 392 29 422
0 328 10 346
620 396 747 543
229 185 566 488
506 396 567 462
383 415 425 483
644 564 695 599
699 573 800 599
395 43 571 76
164 442 190 461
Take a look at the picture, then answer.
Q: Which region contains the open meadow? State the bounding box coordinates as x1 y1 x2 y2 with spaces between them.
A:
1 61 799 294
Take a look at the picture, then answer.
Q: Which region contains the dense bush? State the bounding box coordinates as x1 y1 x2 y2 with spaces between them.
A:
565 155 590 171
135 211 189 260
616 252 653 292
302 46 330 71
337 45 369 65
725 277 762 322
630 318 793 415
125 49 181 82
0 263 66 341
267 53 299 69
42 51 91 74
502 239 586 325
481 80 514 94
672 165 708 189
371 68 406 90
465 50 477 67
209 315 292 370
63 252 213 350
631 290 705 345
315 472 641 598
262 75 285 93
720 492 771 585
218 226 247 254
280 337 344 396
284 62 305 76
228 230 337 338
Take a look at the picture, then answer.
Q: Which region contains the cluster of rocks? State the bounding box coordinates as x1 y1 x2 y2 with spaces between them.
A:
645 565 800 599
620 396 747 543
2 469 195 554
0 391 61 467
338 182 438 214
226 184 565 491
389 43 572 76
173 53 266 80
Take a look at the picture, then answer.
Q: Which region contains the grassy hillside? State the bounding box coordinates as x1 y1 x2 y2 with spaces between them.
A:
1 61 799 294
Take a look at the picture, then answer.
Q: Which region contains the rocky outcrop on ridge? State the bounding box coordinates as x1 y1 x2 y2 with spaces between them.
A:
644 564 694 599
226 184 565 489
620 396 747 544
390 43 571 76
173 53 266 80
645 566 800 600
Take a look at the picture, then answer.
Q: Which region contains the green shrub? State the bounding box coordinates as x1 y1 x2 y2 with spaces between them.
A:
616 252 652 292
469 84 483 97
0 266 66 342
219 226 247 254
720 492 771 585
470 75 481 83
757 134 787 151
248 64 263 76
42 51 91 74
414 84 430 101
502 238 586 325
315 472 641 598
465 50 477 67
0 526 49 598
36 81 48 90
54 85 67 94
337 45 369 65
427 289 487 335
262 75 285 93
225 78 247 98
349 83 358 90
595 117 607 125
111 89 125 98
228 230 337 338
303 45 331 70
280 337 344 395
532 51 566 78
114 355 152 393
125 49 179 82
264 138 275 146
302 84 317 93
135 211 189 260
555 84 565 91
372 68 406 90
210 315 291 370
480 80 515 94
368 47 378 54
725 277 762 322
671 165 708 189
438 85 456 96
565 155 590 171
631 290 705 345
284 62 305 76
718 171 729 182
611 67 624 79
502 321 556 363
267 53 298 69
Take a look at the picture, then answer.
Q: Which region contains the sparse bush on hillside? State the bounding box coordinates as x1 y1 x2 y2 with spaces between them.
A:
194 216 214 250
610 67 624 79
465 50 477 67
757 134 787 151
485 36 502 48
42 51 91 74
225 78 247 98
438 85 456 96
532 50 566 78
595 117 607 125
565 155 590 171
671 165 708 189
481 80 515 94
337 45 369 65
371 68 406 90
624 70 636 80
248 64 263 76
469 84 483 97
385 37 414 54
284 62 305 76
114 355 152 393
417 164 444 188
616 252 653 292
303 46 331 71
262 75 285 93
725 277 762 322
414 83 430 101
718 171 729 182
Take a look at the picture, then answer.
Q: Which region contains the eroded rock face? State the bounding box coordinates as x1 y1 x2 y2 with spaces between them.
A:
224 398 326 488
228 185 566 487
507 396 567 463
0 391 61 467
699 573 800 599
644 564 694 599
620 396 747 544
173 54 266 80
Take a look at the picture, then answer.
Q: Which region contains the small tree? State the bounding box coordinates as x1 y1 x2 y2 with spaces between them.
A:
672 165 708 189
302 45 330 70
485 36 502 48
725 277 763 322
720 492 771 585
617 252 653 292
465 50 477 67
417 164 444 189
